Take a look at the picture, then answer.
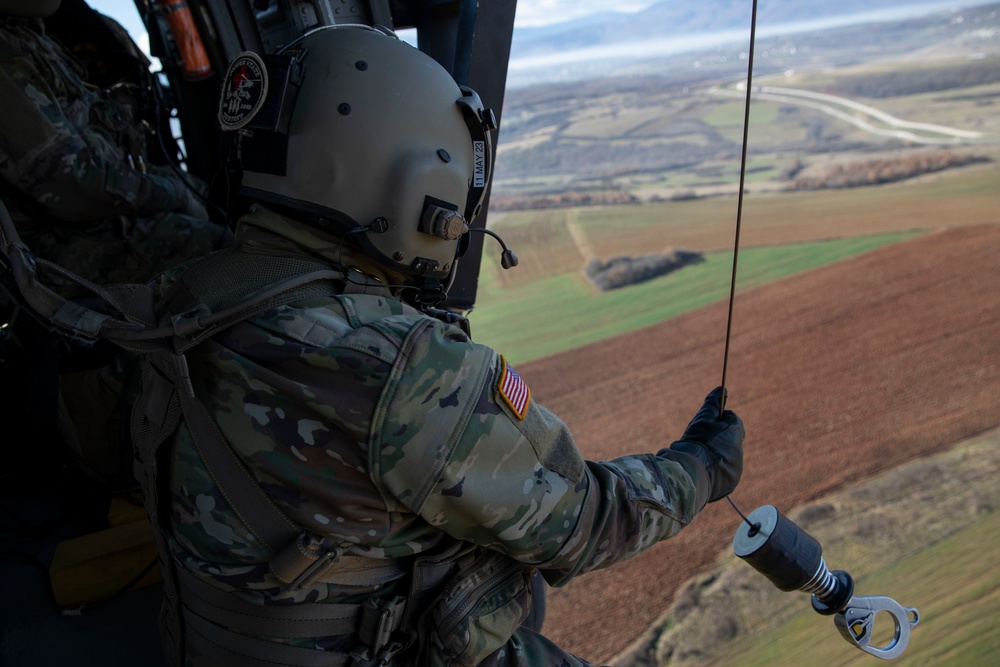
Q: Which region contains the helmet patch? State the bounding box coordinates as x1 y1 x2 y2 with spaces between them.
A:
219 52 269 130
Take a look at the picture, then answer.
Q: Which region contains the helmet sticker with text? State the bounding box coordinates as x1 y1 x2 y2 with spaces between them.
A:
473 141 486 188
219 52 269 131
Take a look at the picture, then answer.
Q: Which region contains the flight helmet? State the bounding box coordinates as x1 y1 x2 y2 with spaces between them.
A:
221 25 497 302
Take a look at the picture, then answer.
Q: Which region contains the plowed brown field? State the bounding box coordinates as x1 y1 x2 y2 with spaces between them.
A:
519 223 1000 664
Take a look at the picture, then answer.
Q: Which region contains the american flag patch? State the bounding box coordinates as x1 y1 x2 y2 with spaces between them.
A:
497 355 531 420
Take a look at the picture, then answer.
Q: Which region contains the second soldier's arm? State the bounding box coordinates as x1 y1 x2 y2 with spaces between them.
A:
0 31 204 222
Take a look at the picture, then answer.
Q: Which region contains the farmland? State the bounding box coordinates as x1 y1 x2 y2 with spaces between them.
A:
492 57 1000 205
466 6 1000 665
511 220 1000 665
469 167 997 363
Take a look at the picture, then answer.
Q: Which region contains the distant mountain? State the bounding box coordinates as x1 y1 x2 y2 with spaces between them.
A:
510 0 993 57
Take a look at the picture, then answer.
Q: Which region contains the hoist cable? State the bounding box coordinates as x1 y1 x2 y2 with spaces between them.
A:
719 0 759 414
721 0 758 524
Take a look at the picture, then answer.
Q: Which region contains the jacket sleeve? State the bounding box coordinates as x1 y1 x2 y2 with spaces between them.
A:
373 320 711 587
0 39 201 222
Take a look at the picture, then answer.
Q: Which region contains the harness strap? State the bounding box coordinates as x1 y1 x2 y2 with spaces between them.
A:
3 201 421 664
152 349 410 590
2 200 355 353
178 568 362 638
165 352 301 555
130 356 186 666
179 569 409 667
184 612 354 667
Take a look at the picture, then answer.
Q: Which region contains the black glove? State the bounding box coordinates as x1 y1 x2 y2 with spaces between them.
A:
666 386 744 503
176 181 209 219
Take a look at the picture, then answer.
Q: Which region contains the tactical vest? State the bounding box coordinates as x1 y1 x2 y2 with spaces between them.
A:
1 202 535 667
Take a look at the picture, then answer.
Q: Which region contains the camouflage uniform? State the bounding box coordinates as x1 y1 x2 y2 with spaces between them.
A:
152 205 716 666
0 15 231 296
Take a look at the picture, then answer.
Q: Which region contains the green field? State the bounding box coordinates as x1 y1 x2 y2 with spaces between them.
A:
470 165 999 365
468 232 920 364
487 169 1000 280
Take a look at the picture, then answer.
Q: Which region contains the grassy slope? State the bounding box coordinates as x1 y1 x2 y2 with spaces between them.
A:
629 426 1000 667
657 431 1000 667
717 513 1000 666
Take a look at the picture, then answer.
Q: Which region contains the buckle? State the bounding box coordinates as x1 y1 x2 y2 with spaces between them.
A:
287 546 339 590
358 595 407 652
271 532 340 590
374 640 404 667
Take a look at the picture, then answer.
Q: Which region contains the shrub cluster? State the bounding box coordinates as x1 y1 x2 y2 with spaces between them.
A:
790 151 989 190
584 249 704 291
491 189 639 211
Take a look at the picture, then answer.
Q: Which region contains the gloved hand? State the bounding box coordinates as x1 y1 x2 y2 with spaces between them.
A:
666 386 744 502
175 181 209 219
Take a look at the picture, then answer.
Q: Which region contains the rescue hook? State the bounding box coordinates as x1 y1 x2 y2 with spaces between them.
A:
732 504 919 660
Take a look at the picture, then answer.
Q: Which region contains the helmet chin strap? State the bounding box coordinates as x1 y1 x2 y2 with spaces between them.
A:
411 226 518 309
415 278 449 307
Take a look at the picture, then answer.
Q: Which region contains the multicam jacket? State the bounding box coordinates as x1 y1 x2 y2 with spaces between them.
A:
153 206 711 666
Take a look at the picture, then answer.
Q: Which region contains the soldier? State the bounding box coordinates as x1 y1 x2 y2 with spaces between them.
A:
132 25 744 666
0 0 231 296
0 0 232 485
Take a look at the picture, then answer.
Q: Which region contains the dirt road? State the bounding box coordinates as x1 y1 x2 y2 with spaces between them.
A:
517 223 1000 664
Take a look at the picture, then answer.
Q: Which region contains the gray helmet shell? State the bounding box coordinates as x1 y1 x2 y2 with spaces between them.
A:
237 26 493 284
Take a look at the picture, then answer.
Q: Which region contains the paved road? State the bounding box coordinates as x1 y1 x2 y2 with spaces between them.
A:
712 83 986 145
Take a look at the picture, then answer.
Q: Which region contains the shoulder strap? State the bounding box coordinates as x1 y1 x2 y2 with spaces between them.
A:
154 350 302 552
1 195 351 354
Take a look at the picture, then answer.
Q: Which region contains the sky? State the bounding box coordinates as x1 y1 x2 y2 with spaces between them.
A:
88 0 148 52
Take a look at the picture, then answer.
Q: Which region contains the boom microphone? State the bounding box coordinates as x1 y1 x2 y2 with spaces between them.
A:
468 227 518 269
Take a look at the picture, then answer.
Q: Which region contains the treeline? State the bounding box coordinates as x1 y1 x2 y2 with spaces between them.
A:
583 249 704 291
790 151 990 191
491 189 639 211
828 59 1000 99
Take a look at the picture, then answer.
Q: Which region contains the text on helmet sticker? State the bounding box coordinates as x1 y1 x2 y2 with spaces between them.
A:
473 141 486 188
219 52 269 131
